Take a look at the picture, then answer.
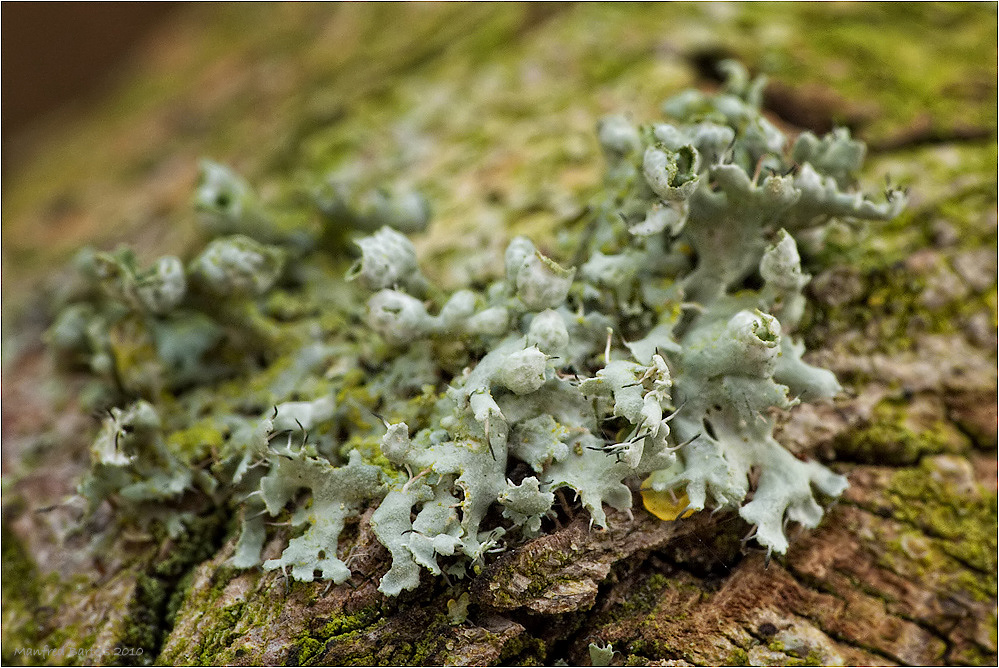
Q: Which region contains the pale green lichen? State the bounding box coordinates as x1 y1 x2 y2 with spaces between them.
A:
589 641 616 667
50 62 904 596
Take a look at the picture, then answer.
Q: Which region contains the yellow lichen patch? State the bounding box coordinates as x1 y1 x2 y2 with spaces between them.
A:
166 420 227 464
640 486 696 521
109 316 163 394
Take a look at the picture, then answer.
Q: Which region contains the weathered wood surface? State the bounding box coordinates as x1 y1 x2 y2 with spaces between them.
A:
3 4 996 666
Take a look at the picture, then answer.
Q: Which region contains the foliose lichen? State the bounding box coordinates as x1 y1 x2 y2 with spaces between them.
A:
48 61 904 596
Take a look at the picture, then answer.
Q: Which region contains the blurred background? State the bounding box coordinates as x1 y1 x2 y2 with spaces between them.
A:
2 2 179 172
3 2 995 314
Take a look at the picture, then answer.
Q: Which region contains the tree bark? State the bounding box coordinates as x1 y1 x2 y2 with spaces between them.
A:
3 4 996 666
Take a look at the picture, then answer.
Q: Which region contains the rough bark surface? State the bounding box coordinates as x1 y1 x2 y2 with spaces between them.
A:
2 4 996 666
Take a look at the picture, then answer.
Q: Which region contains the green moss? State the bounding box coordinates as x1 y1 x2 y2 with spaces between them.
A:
628 637 678 661
724 647 749 666
835 397 970 465
385 384 446 432
316 608 456 666
264 289 322 321
206 564 243 602
297 595 527 666
802 138 997 359
339 433 398 478
594 572 672 628
294 637 324 666
884 458 997 598
290 604 384 666
155 513 225 581
629 573 671 607
1 525 40 607
950 643 996 667
117 573 168 664
163 569 196 630
196 603 247 665
407 614 452 664
1 521 123 666
166 422 227 465
483 544 582 609
1 526 43 662
786 651 824 667
42 623 93 667
588 572 705 664
105 514 227 665
804 263 949 356
497 633 547 665
737 4 997 143
318 606 382 639
156 563 269 665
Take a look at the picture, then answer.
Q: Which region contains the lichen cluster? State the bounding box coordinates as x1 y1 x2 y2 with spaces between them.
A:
49 62 903 596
